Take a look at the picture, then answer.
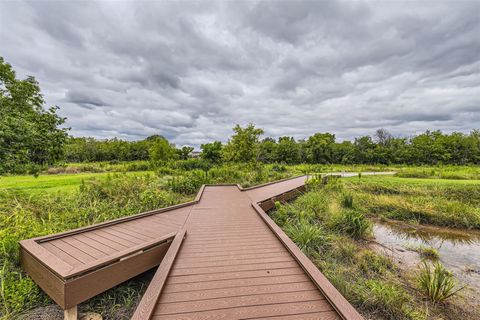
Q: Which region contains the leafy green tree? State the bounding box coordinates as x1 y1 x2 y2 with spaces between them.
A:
276 136 300 164
352 136 377 164
223 124 264 162
332 140 355 164
200 141 223 163
178 146 194 160
258 137 277 163
410 131 448 164
149 136 176 166
305 133 335 163
0 57 68 174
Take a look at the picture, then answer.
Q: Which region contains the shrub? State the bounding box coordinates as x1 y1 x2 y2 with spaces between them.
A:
125 162 151 172
416 261 462 303
271 164 287 172
171 159 212 171
166 170 209 194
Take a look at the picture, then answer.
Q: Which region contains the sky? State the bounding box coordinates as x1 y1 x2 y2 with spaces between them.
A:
1 0 479 147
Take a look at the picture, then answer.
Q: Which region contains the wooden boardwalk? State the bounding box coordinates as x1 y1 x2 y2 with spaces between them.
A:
133 177 362 320
21 175 363 320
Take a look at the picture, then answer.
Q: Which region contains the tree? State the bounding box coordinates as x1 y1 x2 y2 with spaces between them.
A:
353 136 377 163
258 138 277 163
178 146 194 160
222 124 264 162
374 128 393 147
149 136 176 166
305 133 335 163
332 140 355 164
276 136 300 164
0 57 68 174
200 141 223 163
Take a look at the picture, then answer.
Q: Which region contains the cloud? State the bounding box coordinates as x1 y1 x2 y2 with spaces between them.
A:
1 0 479 147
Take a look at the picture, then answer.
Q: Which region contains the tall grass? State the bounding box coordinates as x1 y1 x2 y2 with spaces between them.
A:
416 262 462 303
347 177 480 229
331 210 371 239
0 173 188 317
270 181 424 319
284 223 328 254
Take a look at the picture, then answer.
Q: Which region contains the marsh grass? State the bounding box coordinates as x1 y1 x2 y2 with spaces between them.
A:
411 245 440 260
346 177 480 229
341 193 354 208
270 182 425 319
284 222 329 254
416 262 462 303
331 209 371 239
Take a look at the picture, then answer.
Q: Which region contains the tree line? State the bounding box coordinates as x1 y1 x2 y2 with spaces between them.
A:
201 125 480 165
1 56 479 175
64 124 480 166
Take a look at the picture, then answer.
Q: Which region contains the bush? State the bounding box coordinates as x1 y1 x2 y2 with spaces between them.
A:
125 162 151 172
271 163 287 172
171 159 212 171
166 170 209 194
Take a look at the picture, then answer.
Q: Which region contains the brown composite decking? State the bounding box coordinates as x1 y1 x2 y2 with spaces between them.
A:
21 175 363 319
20 198 197 309
133 177 363 320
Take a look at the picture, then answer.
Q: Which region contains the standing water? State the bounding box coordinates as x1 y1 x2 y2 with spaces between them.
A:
372 220 480 291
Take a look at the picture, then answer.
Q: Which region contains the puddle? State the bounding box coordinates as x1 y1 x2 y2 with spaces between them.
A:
372 220 480 291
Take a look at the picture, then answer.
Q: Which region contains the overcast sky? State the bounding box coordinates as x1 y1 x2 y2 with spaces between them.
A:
1 0 479 147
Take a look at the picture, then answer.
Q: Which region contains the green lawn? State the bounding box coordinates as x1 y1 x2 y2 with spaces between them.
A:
0 171 153 194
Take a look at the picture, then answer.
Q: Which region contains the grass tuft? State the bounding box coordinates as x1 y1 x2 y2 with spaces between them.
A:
284 222 328 254
416 261 462 303
331 210 371 239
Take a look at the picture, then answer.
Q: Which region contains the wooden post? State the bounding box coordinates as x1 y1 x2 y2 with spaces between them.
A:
64 306 77 320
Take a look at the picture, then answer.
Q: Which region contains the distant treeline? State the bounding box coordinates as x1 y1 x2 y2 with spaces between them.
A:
65 126 480 166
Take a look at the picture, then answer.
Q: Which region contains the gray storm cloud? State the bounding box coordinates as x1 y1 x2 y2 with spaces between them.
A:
1 0 479 146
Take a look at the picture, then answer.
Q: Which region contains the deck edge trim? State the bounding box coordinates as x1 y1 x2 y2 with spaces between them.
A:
239 175 308 191
131 226 188 320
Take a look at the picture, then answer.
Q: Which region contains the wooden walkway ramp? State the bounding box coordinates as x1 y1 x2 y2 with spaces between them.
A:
21 175 363 320
133 177 362 320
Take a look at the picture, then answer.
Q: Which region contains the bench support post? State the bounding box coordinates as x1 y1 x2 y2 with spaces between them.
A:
64 306 77 320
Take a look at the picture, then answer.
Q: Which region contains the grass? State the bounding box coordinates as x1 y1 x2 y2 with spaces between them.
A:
271 181 424 319
416 261 462 303
0 171 152 194
271 174 480 319
345 176 480 229
1 163 479 319
412 245 440 260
